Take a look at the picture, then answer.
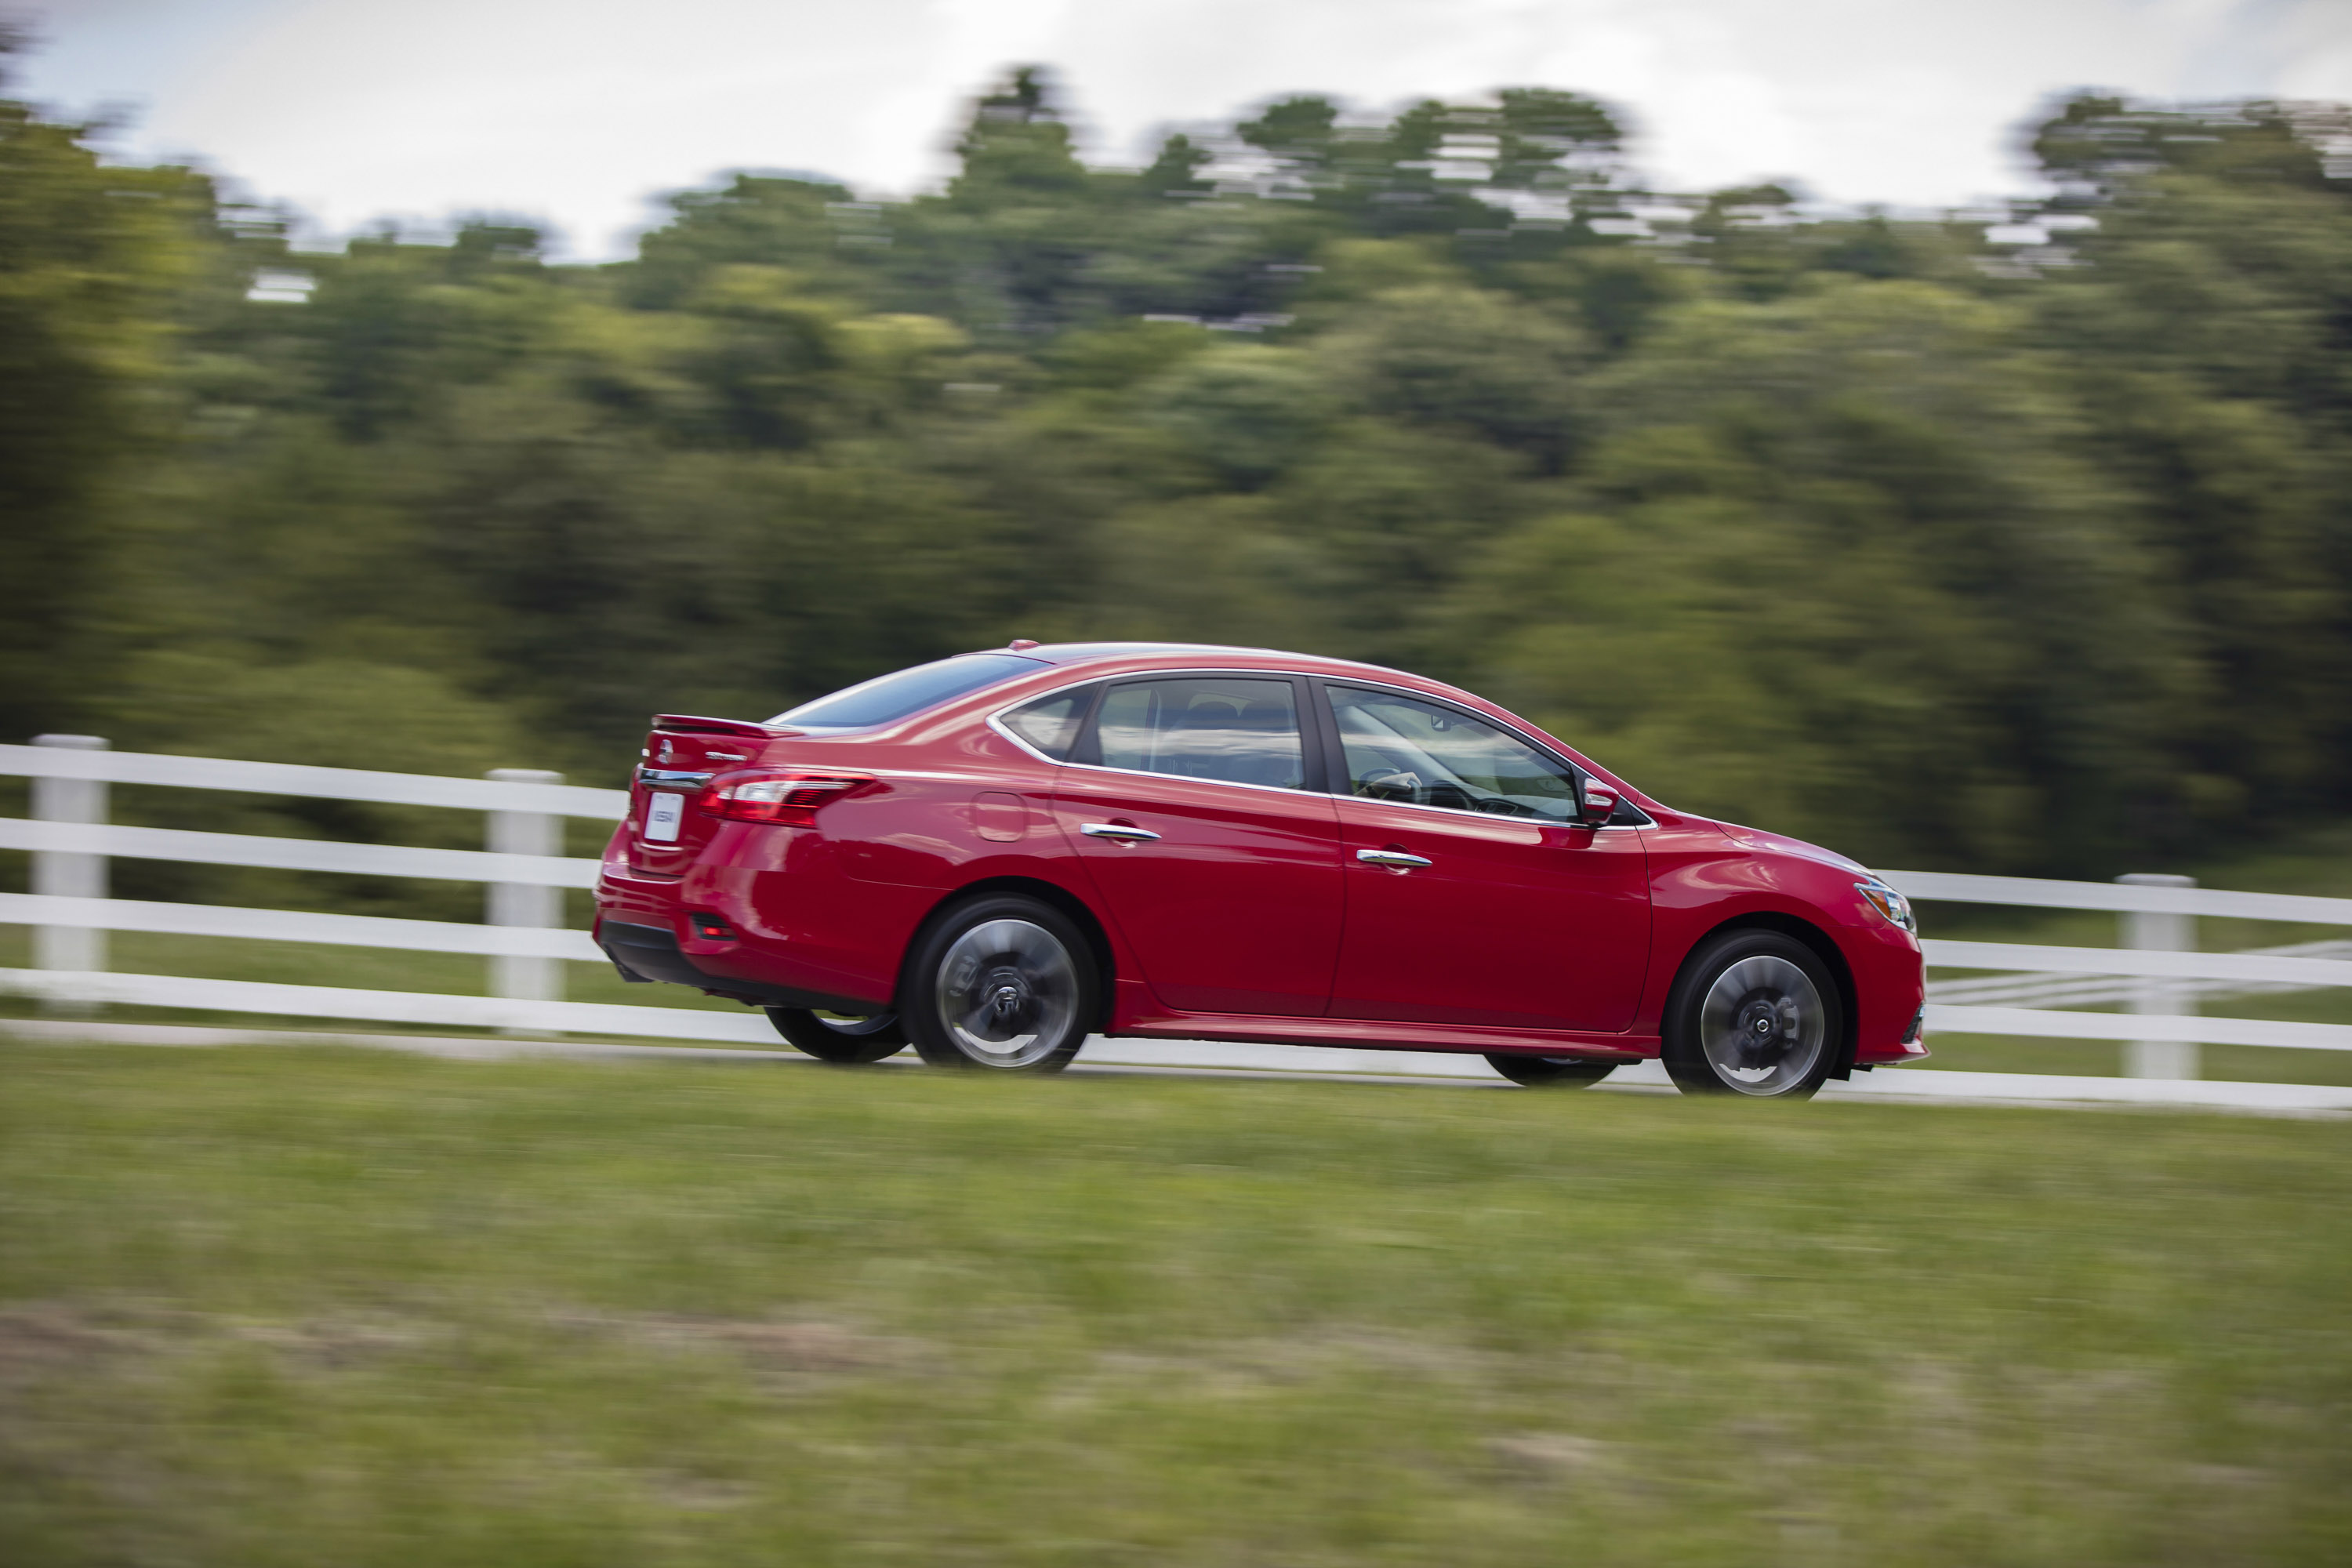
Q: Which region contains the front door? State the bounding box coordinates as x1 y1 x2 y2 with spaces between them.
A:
1320 684 1650 1032
1051 674 1344 1017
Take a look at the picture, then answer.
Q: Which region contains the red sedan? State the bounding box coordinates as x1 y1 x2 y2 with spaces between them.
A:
593 642 1928 1098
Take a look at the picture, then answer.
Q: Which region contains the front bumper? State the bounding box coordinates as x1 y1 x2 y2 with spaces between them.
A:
1842 920 1929 1066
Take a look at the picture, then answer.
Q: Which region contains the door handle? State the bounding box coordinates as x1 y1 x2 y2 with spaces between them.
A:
1081 822 1163 843
1356 848 1432 869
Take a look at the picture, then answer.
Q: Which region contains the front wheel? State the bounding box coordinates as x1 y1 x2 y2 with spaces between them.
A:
1661 931 1842 1100
1485 1054 1614 1088
901 895 1098 1072
767 1008 907 1064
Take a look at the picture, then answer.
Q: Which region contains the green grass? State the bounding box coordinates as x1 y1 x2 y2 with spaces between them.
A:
1 1047 2347 1566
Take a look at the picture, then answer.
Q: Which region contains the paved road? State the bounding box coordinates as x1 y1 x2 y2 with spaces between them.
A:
7 1018 2347 1117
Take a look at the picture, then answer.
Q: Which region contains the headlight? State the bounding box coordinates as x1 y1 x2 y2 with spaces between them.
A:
1855 877 1916 933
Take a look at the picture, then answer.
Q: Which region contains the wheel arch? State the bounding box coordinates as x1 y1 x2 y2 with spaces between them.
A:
1664 911 1860 1081
904 875 1120 1030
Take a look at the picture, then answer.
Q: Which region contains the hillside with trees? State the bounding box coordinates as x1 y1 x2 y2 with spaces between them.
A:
7 42 2351 880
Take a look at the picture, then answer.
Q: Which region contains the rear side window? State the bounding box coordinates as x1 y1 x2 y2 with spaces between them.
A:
1087 677 1306 789
771 654 1045 729
999 688 1092 760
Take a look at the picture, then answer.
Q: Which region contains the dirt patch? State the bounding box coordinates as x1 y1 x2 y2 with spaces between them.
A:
225 1314 445 1370
0 1302 134 1372
1486 1430 1611 1475
0 1301 192 1387
561 1311 927 1376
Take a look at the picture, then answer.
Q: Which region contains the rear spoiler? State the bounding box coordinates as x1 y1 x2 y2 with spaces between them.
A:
651 714 788 739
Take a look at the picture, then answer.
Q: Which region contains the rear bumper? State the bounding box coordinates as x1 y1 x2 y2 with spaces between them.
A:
593 832 906 1011
595 919 874 1012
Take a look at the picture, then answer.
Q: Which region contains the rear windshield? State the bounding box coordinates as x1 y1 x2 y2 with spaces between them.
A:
770 653 1046 729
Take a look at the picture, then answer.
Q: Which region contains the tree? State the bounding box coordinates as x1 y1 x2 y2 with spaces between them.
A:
0 31 209 738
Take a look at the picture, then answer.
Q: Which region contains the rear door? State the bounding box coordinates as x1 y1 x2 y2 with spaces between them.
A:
1049 674 1345 1017
1318 683 1650 1032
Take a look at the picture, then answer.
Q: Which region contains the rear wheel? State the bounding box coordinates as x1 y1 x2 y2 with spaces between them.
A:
1485 1054 1614 1088
901 895 1097 1073
766 1007 907 1064
1662 930 1841 1100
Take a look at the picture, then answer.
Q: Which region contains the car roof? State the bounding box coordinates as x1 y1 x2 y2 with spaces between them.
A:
1006 641 1426 684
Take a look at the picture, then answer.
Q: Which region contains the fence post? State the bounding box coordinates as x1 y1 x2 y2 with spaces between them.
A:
2118 872 2198 1079
31 735 110 1014
485 768 565 1029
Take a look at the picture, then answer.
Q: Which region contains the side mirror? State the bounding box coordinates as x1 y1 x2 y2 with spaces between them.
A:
1576 781 1617 827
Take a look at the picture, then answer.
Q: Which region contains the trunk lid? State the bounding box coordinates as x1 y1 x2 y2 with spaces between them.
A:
623 715 790 877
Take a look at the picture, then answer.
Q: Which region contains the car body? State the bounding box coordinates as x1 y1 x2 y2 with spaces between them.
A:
593 642 1928 1095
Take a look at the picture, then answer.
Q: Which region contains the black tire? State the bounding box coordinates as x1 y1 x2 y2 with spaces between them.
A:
766 1007 908 1064
1485 1054 1614 1088
899 895 1098 1073
1661 929 1842 1100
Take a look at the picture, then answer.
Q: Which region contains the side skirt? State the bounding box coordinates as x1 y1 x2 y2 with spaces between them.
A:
1106 1011 1657 1061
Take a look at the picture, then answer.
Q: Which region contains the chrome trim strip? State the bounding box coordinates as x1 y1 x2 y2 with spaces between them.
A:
1335 795 1638 829
637 768 713 787
1060 760 1319 798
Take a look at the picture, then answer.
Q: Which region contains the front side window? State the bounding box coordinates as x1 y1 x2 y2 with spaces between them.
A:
1089 677 1306 789
1327 686 1579 820
771 653 1046 729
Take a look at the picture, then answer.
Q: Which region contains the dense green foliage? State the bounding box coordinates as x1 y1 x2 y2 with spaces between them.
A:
3 1047 2348 1563
6 45 2351 877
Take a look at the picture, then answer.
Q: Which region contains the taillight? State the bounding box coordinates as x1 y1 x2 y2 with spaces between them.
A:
697 770 871 827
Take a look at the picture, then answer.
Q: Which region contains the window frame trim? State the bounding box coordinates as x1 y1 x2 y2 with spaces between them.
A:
986 670 1330 796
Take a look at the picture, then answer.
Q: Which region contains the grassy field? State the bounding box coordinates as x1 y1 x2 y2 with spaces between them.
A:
2 1045 2348 1566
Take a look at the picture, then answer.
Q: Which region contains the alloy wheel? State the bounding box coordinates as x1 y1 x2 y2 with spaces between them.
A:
1696 953 1828 1096
932 917 1082 1069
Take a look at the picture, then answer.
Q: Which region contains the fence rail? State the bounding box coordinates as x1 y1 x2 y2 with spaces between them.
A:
0 742 626 818
0 817 601 886
7 739 2352 1080
1888 868 2352 926
0 893 599 960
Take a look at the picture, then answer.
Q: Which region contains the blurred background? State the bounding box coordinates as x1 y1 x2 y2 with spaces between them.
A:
3 2 2351 890
7 12 2352 1563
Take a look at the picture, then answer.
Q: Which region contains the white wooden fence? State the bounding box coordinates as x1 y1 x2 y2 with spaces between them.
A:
7 735 2352 1076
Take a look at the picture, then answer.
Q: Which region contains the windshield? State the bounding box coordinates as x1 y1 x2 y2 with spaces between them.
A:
771 653 1046 729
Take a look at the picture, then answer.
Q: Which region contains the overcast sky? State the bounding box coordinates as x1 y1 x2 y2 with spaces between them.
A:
10 0 2350 259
